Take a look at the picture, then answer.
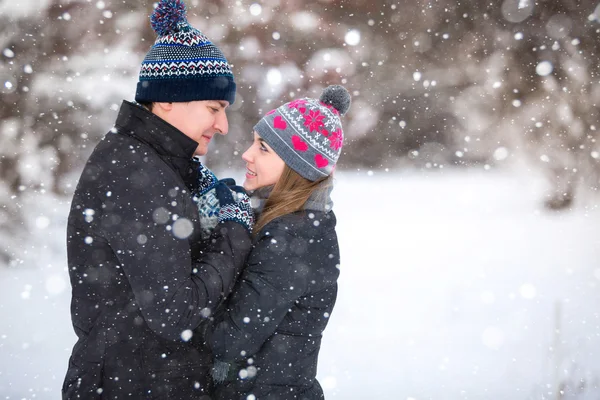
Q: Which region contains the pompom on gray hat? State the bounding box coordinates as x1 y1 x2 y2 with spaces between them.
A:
253 85 351 181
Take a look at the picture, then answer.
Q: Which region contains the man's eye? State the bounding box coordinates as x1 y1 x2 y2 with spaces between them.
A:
210 107 219 113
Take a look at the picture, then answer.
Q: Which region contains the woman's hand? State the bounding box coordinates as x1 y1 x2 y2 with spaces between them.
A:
215 181 255 233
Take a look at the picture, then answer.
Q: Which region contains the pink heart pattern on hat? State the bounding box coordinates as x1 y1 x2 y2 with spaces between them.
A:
273 115 287 130
292 135 309 152
315 154 329 168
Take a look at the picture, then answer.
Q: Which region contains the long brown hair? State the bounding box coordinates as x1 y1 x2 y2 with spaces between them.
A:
254 165 332 235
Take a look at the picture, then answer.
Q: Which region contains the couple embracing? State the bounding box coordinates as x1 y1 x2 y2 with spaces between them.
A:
62 0 350 399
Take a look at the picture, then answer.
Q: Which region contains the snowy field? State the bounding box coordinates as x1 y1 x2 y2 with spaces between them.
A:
1 168 600 399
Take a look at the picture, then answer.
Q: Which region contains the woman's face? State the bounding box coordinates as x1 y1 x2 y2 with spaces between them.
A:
242 131 285 191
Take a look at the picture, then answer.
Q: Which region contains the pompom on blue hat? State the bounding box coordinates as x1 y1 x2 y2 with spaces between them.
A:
150 0 187 36
135 0 236 104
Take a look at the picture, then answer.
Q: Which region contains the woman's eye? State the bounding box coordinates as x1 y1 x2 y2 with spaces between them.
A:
259 144 268 152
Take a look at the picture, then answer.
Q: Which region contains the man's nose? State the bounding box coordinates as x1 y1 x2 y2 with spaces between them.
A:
215 112 229 135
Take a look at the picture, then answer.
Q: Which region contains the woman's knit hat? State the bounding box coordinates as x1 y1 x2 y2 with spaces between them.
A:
253 85 351 181
135 0 236 104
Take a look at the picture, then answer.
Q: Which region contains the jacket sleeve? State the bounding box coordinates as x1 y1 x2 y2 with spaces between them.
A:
208 228 309 362
99 162 252 342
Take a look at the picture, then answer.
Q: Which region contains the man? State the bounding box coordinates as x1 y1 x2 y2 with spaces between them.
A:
62 0 251 398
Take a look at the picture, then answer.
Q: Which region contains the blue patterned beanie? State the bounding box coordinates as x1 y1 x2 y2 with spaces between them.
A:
135 0 236 104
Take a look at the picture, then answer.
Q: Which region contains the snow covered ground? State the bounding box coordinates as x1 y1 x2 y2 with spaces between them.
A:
1 168 599 399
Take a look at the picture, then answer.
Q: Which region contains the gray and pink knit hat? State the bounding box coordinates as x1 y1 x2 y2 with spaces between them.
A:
253 85 351 181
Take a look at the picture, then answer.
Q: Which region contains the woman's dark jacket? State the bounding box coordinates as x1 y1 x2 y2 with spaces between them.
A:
62 101 251 399
208 200 340 400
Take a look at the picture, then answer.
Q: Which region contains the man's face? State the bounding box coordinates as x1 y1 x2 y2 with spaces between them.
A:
154 100 229 156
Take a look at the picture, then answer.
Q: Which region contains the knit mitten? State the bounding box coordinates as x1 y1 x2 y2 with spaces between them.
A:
215 182 254 234
197 162 219 195
193 163 221 239
211 359 231 385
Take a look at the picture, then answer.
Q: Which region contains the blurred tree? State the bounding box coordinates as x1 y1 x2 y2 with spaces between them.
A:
199 0 461 170
2 0 600 263
0 0 151 263
415 0 600 209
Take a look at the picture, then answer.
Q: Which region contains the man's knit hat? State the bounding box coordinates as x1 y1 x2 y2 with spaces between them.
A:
135 0 236 104
254 85 351 181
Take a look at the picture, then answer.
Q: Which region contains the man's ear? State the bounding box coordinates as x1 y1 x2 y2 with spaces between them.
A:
154 102 173 112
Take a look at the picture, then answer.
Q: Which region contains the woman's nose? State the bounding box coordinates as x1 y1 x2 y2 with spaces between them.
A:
242 148 252 163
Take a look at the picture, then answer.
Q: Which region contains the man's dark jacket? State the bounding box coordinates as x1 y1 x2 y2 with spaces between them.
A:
62 101 251 399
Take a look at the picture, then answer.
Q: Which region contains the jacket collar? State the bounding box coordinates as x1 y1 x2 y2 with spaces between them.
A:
249 182 334 214
304 183 334 212
115 100 199 160
114 100 201 192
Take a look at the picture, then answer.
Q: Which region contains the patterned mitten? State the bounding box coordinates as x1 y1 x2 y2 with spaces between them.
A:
211 359 231 385
193 163 221 239
196 162 219 195
215 182 255 234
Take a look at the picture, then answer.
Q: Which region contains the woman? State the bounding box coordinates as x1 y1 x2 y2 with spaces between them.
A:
206 85 351 399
